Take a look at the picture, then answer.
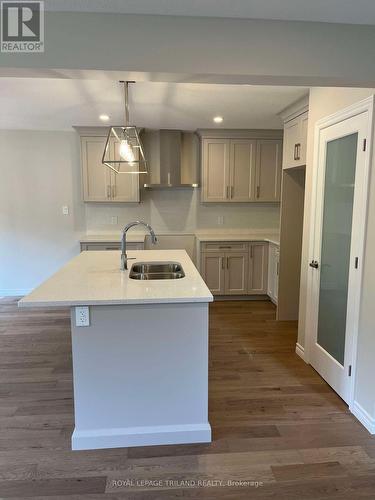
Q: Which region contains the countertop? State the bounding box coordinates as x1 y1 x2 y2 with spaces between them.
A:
80 232 279 246
19 250 213 308
195 231 280 246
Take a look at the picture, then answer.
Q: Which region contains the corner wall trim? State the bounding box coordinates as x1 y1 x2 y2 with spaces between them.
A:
295 342 306 361
350 401 375 434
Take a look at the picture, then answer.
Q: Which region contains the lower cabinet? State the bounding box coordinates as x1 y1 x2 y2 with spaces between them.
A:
267 243 279 304
248 243 268 294
200 251 248 295
201 241 269 297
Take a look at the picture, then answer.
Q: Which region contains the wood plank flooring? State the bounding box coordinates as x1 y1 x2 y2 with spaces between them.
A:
1 297 375 499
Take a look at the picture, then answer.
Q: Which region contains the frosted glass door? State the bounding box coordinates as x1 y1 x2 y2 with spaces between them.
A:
317 133 358 365
308 107 370 404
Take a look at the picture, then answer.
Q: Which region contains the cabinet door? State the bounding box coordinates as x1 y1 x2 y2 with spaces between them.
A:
202 139 230 202
111 142 140 202
225 252 248 295
283 117 300 169
255 140 282 202
274 248 279 303
299 111 309 166
81 137 112 202
267 244 276 300
201 252 225 295
229 140 256 201
248 243 268 294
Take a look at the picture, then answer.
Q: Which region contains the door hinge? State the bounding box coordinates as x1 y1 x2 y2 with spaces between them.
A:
355 257 359 269
348 365 352 377
363 138 367 152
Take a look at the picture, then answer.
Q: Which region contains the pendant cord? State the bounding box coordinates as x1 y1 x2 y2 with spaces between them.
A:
124 81 129 126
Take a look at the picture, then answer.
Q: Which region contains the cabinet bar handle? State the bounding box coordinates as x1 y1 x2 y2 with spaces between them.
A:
221 257 225 269
250 245 253 258
112 185 116 199
226 256 229 269
226 186 230 199
256 186 260 198
296 143 301 161
219 246 231 249
107 185 111 199
231 186 234 198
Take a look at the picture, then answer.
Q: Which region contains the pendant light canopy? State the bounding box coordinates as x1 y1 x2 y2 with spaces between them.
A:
102 81 147 174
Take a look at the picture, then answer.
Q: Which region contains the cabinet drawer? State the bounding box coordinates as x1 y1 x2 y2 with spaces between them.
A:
201 242 248 252
80 242 144 252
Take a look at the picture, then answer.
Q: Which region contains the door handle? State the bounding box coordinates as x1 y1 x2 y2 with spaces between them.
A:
309 260 319 269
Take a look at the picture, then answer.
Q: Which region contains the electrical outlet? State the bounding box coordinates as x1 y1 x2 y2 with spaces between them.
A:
217 215 224 226
62 205 69 215
75 306 90 327
110 216 118 225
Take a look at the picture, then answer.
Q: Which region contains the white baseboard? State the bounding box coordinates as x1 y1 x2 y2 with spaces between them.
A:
0 289 31 297
350 401 375 434
295 342 306 361
72 422 212 450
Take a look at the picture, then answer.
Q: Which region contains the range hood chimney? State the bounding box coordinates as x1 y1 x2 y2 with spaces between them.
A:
141 129 199 188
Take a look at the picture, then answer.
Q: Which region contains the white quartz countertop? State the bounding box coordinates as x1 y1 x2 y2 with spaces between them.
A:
195 231 280 246
19 250 213 308
80 234 145 243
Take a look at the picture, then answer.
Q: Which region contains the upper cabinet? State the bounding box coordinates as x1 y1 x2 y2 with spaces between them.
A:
255 140 282 202
202 139 231 202
200 131 282 203
80 133 140 203
280 97 309 169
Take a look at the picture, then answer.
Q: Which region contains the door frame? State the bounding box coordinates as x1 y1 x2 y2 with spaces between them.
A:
305 96 374 408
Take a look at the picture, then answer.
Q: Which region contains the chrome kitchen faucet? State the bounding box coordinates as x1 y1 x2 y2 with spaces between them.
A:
120 221 158 270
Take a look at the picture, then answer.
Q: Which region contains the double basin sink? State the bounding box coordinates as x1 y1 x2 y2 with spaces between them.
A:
129 262 185 280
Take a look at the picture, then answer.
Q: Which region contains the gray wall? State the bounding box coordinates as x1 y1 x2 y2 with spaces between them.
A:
0 130 85 294
1 13 375 87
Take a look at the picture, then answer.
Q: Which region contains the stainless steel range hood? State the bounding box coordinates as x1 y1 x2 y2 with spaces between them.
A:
141 129 199 188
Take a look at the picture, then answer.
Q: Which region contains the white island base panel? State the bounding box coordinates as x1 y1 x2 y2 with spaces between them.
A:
70 302 211 450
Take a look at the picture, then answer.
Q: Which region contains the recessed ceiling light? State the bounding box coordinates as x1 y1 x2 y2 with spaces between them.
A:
99 114 110 122
213 116 223 124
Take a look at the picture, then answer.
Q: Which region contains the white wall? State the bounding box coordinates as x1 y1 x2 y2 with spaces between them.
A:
0 130 85 295
85 189 280 234
298 87 375 424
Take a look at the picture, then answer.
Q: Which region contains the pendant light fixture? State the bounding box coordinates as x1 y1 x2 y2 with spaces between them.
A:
102 81 147 174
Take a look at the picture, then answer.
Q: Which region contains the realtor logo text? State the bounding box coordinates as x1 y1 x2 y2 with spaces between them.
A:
1 1 44 52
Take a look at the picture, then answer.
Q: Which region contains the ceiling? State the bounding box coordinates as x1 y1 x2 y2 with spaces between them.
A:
0 79 308 130
44 0 375 25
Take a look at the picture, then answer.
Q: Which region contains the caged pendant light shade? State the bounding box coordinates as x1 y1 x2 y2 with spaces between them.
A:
102 81 147 174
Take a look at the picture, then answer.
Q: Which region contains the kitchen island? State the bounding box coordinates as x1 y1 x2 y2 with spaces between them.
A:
19 250 213 450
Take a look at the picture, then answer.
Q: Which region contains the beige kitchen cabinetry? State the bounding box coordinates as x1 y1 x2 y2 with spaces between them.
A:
267 243 279 305
80 241 144 252
248 242 269 294
80 136 140 203
255 140 282 202
201 243 248 296
281 103 308 169
200 131 282 203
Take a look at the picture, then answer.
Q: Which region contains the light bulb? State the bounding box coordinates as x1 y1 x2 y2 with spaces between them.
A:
119 139 136 162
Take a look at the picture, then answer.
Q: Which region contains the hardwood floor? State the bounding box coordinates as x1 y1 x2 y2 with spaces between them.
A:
1 297 375 499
